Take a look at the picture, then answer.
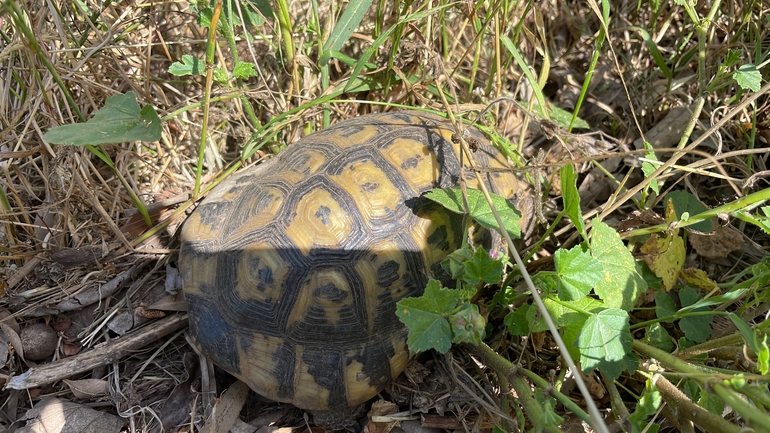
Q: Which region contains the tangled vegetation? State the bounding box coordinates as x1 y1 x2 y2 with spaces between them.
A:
1 0 769 432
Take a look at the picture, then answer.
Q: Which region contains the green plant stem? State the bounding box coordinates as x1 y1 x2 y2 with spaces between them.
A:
601 373 630 421
520 367 592 424
274 0 299 98
568 1 607 133
741 384 770 412
675 333 745 360
652 373 740 433
464 343 592 427
623 186 770 238
635 340 770 431
676 97 705 150
5 0 83 121
193 0 223 200
8 0 152 227
711 384 770 433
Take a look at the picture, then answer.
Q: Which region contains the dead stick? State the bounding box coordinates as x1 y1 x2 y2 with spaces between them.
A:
6 314 188 390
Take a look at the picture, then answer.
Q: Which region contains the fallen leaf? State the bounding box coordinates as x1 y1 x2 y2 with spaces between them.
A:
149 294 188 312
0 330 8 368
64 379 110 399
52 316 72 333
680 268 718 292
0 308 20 334
368 400 400 433
689 225 743 259
1 322 24 361
161 351 199 431
50 246 104 269
107 312 134 335
62 343 81 356
640 232 685 290
200 380 250 433
16 397 125 433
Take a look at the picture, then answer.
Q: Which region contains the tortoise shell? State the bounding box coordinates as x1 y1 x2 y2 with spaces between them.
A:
179 111 527 412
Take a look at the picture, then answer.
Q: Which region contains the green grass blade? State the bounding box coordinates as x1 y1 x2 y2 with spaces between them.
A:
500 35 547 114
319 0 373 66
630 26 672 79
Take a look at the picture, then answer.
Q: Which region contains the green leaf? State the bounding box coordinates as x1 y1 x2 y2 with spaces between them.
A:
734 207 770 235
724 49 742 67
196 0 268 28
463 247 504 285
641 141 660 195
642 323 674 352
505 304 534 336
628 379 662 433
562 319 584 360
698 388 725 415
555 244 602 301
758 335 769 375
169 54 205 76
213 67 229 84
345 4 451 91
500 36 547 112
735 64 762 92
319 0 373 66
233 61 258 79
441 246 473 281
44 92 162 145
549 104 589 130
577 308 637 380
655 290 677 322
534 391 564 427
678 286 712 343
449 303 485 345
728 312 760 354
532 296 603 333
666 191 711 232
629 26 672 79
590 219 647 310
424 187 522 239
561 164 587 240
442 246 504 287
396 280 460 353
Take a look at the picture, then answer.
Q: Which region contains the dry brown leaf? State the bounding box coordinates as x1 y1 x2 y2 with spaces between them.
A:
368 400 400 433
50 245 105 269
106 312 134 335
62 343 81 356
63 378 110 399
120 207 163 236
689 225 743 259
632 106 692 150
148 294 188 312
0 330 8 368
0 308 20 334
160 351 199 432
200 380 251 433
51 316 72 333
1 322 24 361
15 397 125 433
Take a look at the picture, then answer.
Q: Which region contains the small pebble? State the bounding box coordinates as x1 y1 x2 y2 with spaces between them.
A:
20 323 58 361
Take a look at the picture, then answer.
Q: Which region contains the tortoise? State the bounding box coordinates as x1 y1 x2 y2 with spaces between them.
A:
178 110 529 427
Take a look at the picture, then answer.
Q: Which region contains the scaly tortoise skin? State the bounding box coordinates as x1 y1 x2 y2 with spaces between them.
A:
179 111 528 418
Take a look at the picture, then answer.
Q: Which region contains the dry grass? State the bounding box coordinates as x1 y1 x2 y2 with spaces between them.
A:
1 0 769 432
